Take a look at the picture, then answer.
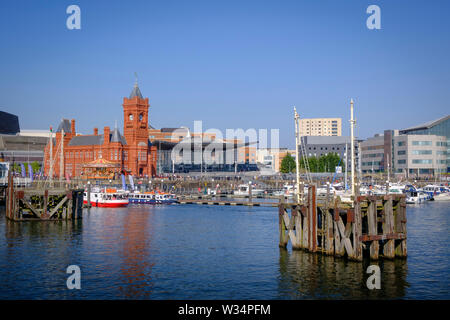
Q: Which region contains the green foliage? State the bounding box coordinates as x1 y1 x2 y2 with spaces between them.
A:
10 162 41 174
280 153 296 173
300 152 342 173
30 161 41 173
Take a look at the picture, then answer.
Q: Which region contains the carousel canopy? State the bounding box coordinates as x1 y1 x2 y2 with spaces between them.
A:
82 157 120 168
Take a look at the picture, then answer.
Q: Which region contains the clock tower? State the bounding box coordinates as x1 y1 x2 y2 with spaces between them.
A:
122 80 151 176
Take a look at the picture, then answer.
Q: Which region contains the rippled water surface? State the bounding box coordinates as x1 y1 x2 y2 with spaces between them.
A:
0 201 448 299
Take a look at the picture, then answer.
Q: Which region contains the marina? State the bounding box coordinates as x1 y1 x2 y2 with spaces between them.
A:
1 1 449 304
0 200 447 299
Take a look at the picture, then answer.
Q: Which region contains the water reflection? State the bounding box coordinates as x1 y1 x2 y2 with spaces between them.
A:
278 248 409 299
117 206 155 299
0 202 447 299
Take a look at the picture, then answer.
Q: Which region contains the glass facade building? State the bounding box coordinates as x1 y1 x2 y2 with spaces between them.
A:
399 115 450 172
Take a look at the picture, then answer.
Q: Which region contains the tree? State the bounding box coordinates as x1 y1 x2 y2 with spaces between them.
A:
280 154 296 173
299 152 342 173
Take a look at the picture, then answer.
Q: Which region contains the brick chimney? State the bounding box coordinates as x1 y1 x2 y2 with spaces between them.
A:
94 128 98 135
103 126 110 144
71 119 76 135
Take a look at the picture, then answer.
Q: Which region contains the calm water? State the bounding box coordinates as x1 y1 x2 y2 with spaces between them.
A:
0 201 448 299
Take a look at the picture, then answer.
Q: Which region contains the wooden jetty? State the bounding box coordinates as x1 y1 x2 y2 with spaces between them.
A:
178 198 279 207
5 173 84 221
278 185 407 261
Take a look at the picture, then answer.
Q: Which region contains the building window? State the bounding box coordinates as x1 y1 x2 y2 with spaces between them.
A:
397 150 406 155
412 141 432 146
397 142 405 147
412 159 432 164
412 150 432 155
398 159 406 164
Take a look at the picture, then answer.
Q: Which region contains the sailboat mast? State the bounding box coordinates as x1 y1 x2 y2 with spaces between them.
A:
60 128 64 181
350 99 355 196
344 142 348 190
294 107 301 203
49 126 53 184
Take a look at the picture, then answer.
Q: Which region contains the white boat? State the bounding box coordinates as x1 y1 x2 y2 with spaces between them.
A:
433 192 450 201
234 184 265 196
129 192 178 204
419 185 448 200
83 187 129 207
406 191 429 204
273 185 296 198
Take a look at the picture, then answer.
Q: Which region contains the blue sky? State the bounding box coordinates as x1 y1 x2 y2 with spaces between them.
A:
0 0 449 147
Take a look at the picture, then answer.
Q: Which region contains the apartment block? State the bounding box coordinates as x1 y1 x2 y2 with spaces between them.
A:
299 118 342 137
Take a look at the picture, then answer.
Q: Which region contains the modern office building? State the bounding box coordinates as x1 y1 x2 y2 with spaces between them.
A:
149 126 258 173
360 132 390 174
0 111 20 135
393 134 447 176
0 111 50 165
399 115 449 172
299 118 342 137
360 116 449 176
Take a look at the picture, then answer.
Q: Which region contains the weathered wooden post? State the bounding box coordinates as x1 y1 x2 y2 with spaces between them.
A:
278 201 288 248
352 198 363 261
395 196 407 258
382 195 395 259
87 181 91 208
368 197 379 260
308 185 317 252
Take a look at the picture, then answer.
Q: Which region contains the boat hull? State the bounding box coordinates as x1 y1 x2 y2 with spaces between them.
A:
83 200 128 208
129 198 177 204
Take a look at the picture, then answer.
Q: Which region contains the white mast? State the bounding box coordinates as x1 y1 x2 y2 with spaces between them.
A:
294 107 301 203
350 99 356 196
60 128 64 181
344 142 348 190
49 126 53 185
387 153 390 183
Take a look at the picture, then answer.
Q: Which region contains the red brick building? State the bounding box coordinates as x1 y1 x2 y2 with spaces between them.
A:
43 82 157 178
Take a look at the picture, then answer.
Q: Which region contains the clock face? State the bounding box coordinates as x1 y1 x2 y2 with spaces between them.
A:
129 114 134 121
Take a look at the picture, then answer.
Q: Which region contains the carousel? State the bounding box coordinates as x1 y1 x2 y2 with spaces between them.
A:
82 158 121 180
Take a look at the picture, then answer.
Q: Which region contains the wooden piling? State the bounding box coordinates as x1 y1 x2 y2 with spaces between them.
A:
278 187 407 262
5 175 84 222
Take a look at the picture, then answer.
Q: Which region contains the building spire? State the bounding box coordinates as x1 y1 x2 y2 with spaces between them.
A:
129 73 143 99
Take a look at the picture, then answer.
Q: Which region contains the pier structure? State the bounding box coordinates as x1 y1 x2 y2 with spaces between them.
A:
278 185 407 261
5 173 83 221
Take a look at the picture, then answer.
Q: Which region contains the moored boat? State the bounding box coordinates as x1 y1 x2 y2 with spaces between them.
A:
233 184 265 196
83 187 129 207
129 191 178 204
